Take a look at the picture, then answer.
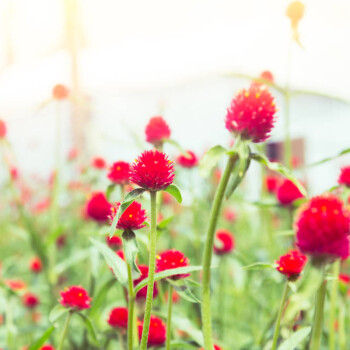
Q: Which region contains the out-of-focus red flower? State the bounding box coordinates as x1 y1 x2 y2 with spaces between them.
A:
116 250 125 260
286 1 305 26
5 279 26 291
22 293 39 309
67 148 78 161
223 207 237 223
275 250 307 280
176 150 198 168
10 167 18 180
130 150 175 191
134 265 158 299
162 191 173 205
32 198 51 214
199 345 222 350
276 179 304 206
339 274 350 284
52 84 69 100
338 166 350 187
110 201 147 231
29 257 42 273
260 71 274 83
266 175 280 193
60 286 91 310
40 345 55 350
91 157 106 169
106 235 122 249
225 84 277 143
138 316 166 347
56 235 67 249
0 119 6 138
108 161 130 185
213 229 235 255
86 192 112 223
295 194 350 262
145 116 171 145
156 250 190 280
107 307 128 329
165 289 180 304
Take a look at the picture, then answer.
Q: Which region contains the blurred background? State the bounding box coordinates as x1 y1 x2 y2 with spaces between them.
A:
0 0 349 194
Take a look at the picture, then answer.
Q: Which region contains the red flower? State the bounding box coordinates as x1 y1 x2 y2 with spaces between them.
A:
138 316 166 347
40 346 55 350
5 279 26 291
339 274 350 284
223 207 237 223
145 116 171 145
225 84 277 143
29 257 42 273
116 250 125 260
67 148 78 161
275 250 307 280
107 307 128 329
130 150 175 191
165 289 180 304
276 179 304 206
52 84 69 100
295 194 350 262
156 250 190 280
86 192 112 222
286 1 305 25
260 71 274 83
106 235 122 249
110 201 147 230
0 119 7 138
22 293 39 309
92 157 106 169
176 150 198 168
338 166 350 187
266 175 280 193
199 345 222 350
213 229 235 255
108 161 130 185
60 286 91 310
134 265 158 299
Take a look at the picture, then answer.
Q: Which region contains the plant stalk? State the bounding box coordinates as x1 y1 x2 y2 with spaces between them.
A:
329 260 340 350
58 310 73 350
165 283 174 350
127 262 135 350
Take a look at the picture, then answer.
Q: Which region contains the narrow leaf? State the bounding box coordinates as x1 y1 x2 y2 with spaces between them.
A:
157 216 175 230
122 230 140 275
76 313 99 346
168 279 200 303
199 145 227 177
163 184 182 204
242 262 274 271
106 184 116 200
277 327 311 350
28 326 55 350
306 148 350 168
49 304 69 323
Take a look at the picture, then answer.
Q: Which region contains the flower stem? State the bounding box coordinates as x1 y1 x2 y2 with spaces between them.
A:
127 262 135 350
271 281 289 350
58 310 73 350
310 268 327 350
329 260 340 350
339 296 346 350
201 154 237 350
140 190 158 350
166 283 173 350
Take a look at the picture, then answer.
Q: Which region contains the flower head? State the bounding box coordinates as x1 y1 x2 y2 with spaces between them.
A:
107 307 128 329
276 179 304 206
86 192 112 223
338 166 350 187
260 71 274 83
29 257 42 273
145 116 171 145
0 119 6 138
130 150 175 191
40 346 55 350
5 279 26 291
106 235 122 249
275 250 307 280
156 250 190 280
134 265 158 299
225 84 277 143
138 316 166 347
110 201 147 230
22 293 40 309
176 150 198 168
286 1 305 26
92 157 106 169
108 161 130 184
295 194 350 262
52 84 69 100
213 229 235 255
60 286 91 310
266 175 280 193
223 207 237 223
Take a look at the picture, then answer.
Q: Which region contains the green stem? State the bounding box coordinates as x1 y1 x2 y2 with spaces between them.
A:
127 262 135 350
166 284 173 350
58 311 73 350
271 281 289 350
140 191 158 350
339 297 346 350
310 269 327 350
201 154 237 350
118 331 125 350
329 260 340 350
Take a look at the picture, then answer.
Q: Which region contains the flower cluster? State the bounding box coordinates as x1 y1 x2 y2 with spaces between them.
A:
22 293 40 309
145 116 171 145
176 150 198 168
106 235 122 249
29 257 42 273
86 192 112 222
213 229 235 255
107 307 128 329
275 250 307 280
60 286 91 310
110 201 147 231
138 316 166 347
156 250 190 280
276 179 304 206
108 161 130 184
134 265 158 299
52 84 69 100
338 166 350 187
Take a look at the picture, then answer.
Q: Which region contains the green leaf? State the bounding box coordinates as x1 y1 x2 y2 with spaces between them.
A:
109 188 146 237
122 230 140 275
251 153 307 196
28 326 55 350
199 145 227 177
306 148 350 168
167 279 200 303
90 238 128 285
170 340 198 348
157 216 175 230
163 184 182 204
89 278 115 318
106 184 116 200
49 304 69 323
277 327 311 350
242 262 274 271
76 313 99 346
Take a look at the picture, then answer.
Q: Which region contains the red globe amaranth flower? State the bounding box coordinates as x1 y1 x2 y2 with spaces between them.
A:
107 307 128 329
260 71 274 83
213 229 235 255
176 150 198 168
134 265 158 299
0 119 6 138
339 274 350 284
86 192 112 222
40 346 55 350
110 201 147 230
116 250 125 260
92 157 106 169
276 179 304 206
60 286 91 310
106 235 122 249
225 84 277 143
130 150 175 191
338 166 350 187
138 316 166 347
5 279 26 291
29 257 42 273
286 1 305 26
10 167 19 180
266 175 280 193
156 250 190 280
108 161 130 185
145 116 171 145
52 84 69 100
56 234 66 249
295 194 350 262
223 207 237 223
275 250 307 280
22 293 39 309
